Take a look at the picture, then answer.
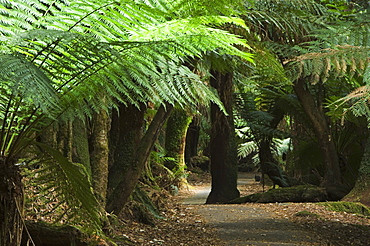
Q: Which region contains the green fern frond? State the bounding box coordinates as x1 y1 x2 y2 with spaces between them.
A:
33 142 106 235
285 45 370 82
238 141 259 158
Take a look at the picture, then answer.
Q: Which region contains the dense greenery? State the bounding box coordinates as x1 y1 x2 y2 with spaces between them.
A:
1 0 370 245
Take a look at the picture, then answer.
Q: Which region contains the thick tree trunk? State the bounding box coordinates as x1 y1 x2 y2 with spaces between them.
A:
206 71 240 204
90 110 110 206
343 135 370 207
165 107 192 170
294 78 346 199
106 104 173 215
0 158 24 246
165 107 192 188
108 103 146 193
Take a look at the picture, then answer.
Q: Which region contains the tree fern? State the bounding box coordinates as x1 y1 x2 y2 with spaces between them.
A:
1 0 255 240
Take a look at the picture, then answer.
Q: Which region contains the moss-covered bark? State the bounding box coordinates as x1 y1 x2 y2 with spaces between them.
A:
343 135 370 207
165 107 192 184
229 185 328 204
90 110 110 206
206 71 240 204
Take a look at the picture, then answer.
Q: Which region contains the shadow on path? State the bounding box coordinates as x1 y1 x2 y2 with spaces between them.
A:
181 173 321 245
181 172 255 205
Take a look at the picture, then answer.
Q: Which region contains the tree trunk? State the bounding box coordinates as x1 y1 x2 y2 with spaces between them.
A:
185 117 201 165
57 120 73 161
108 103 146 193
106 104 174 215
165 107 192 170
206 71 240 204
90 110 110 206
343 134 370 207
0 158 24 246
293 78 346 199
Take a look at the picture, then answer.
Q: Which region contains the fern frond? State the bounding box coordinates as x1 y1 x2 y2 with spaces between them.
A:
33 142 106 235
285 45 370 82
238 141 259 158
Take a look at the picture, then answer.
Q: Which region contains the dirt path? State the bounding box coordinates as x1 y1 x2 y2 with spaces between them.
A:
181 173 321 245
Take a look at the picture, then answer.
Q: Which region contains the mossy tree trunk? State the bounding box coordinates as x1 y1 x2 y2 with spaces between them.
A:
294 78 346 199
206 71 240 204
343 135 370 207
90 110 110 206
165 107 192 185
106 104 174 215
0 157 24 246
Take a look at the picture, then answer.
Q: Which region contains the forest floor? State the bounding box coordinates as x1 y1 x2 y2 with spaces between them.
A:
117 172 370 246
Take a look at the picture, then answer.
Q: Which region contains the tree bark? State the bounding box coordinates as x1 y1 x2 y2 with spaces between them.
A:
343 134 370 206
106 104 174 215
0 158 24 246
185 117 201 165
165 107 192 170
206 71 240 204
90 110 110 206
164 107 192 188
293 78 346 199
57 120 73 161
108 103 146 193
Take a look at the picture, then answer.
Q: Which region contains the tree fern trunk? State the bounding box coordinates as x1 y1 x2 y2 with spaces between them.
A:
165 107 192 186
90 109 110 206
343 134 370 206
106 104 173 215
206 71 240 204
0 158 24 246
108 103 145 193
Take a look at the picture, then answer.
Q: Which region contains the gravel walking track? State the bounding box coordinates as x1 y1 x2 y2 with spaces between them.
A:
181 173 322 245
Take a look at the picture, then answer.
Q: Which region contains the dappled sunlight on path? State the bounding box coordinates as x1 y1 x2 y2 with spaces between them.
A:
180 172 321 245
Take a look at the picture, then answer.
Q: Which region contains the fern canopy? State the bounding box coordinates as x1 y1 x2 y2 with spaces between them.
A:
0 0 254 237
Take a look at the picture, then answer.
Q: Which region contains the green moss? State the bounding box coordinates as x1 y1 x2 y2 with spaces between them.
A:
320 201 370 217
294 210 320 218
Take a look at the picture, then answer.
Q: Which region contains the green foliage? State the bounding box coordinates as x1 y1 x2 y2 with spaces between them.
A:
294 210 321 218
0 0 255 239
26 142 106 235
321 201 370 217
285 46 370 84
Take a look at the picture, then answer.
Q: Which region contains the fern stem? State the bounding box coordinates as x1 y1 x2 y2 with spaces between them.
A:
0 96 14 156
